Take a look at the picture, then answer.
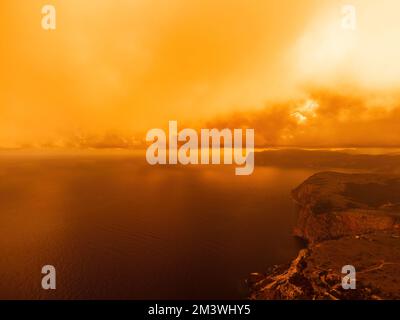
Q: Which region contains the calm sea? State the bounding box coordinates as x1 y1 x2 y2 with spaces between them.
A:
0 150 322 299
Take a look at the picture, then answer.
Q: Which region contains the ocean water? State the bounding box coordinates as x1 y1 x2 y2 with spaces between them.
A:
0 151 315 299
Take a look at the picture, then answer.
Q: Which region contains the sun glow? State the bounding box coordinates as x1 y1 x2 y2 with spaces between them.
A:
294 0 400 89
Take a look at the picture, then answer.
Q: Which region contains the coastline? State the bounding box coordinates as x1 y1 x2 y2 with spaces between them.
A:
248 171 400 300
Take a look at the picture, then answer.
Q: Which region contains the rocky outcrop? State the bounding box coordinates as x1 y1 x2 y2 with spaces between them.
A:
248 172 400 300
292 172 400 243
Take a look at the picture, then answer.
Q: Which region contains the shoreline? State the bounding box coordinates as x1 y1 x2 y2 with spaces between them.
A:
248 171 400 300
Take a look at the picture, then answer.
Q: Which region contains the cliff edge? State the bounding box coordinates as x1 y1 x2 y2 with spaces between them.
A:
249 172 400 300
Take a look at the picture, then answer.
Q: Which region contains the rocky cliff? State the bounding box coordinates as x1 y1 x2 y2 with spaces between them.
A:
248 172 400 300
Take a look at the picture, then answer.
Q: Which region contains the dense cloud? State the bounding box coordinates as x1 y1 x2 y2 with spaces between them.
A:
206 86 400 147
1 1 400 148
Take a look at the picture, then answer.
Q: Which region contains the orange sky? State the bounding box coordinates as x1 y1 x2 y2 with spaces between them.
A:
1 0 400 148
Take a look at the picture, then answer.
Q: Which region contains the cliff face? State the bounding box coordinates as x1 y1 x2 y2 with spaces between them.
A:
292 172 400 243
249 172 400 300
